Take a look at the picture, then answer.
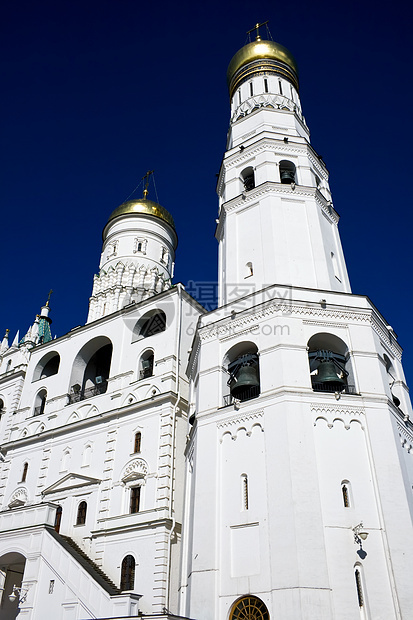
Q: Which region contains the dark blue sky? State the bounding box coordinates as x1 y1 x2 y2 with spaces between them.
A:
1 0 412 387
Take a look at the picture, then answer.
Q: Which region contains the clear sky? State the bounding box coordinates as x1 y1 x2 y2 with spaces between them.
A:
1 0 412 387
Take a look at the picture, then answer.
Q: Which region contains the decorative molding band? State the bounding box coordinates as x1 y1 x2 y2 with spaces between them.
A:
302 320 347 329
311 404 365 417
217 409 263 429
199 301 371 343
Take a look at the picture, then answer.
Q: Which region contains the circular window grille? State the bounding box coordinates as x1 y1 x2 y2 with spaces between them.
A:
229 596 269 620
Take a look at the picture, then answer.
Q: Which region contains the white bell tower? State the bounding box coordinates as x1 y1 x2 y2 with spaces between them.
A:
181 25 413 620
87 182 177 322
216 27 350 306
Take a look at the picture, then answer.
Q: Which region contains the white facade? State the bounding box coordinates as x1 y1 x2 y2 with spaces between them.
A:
0 200 202 618
0 32 413 620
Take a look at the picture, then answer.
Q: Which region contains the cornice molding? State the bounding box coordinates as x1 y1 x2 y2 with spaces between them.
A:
221 181 339 225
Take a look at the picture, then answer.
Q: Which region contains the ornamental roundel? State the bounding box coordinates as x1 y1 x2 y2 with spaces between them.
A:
229 596 270 620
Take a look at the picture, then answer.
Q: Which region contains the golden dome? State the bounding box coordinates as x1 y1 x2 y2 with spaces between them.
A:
107 198 175 230
227 38 299 98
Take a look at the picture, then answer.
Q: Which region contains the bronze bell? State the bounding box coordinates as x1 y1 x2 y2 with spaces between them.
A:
231 365 260 398
316 360 346 387
280 169 295 184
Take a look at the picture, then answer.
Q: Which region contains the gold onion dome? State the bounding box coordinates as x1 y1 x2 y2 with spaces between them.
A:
227 37 299 99
107 198 175 230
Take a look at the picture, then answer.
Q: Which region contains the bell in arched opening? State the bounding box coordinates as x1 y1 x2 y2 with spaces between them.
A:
279 160 296 184
310 350 348 392
228 353 260 401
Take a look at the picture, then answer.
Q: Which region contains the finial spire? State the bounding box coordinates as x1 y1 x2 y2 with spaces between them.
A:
142 170 154 200
46 289 53 307
0 329 10 354
247 20 268 41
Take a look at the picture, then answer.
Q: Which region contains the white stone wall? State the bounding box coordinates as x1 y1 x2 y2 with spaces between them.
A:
181 286 413 620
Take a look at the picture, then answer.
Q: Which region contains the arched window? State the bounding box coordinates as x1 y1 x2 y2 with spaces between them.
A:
132 310 166 342
34 389 47 416
383 353 401 408
134 237 147 254
331 252 341 282
0 398 4 417
341 480 351 508
160 247 169 266
21 462 28 483
307 333 353 394
224 342 260 405
7 359 12 372
279 160 296 184
134 432 142 453
241 167 255 192
54 505 62 533
120 555 135 591
82 443 92 467
245 262 253 278
229 596 269 620
76 501 87 525
33 352 60 381
241 474 249 510
139 350 154 379
130 487 141 513
354 566 367 611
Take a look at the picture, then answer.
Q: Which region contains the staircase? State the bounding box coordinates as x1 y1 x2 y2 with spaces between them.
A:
47 527 121 595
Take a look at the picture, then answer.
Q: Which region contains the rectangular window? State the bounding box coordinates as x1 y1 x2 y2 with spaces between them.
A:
249 82 253 96
130 486 141 513
264 78 268 93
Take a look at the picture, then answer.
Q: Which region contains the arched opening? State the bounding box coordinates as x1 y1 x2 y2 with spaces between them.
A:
134 432 142 453
229 596 269 620
241 167 255 192
120 555 135 591
34 389 47 416
383 353 401 408
354 564 368 615
245 262 253 278
69 336 113 403
241 474 249 510
279 160 296 184
132 310 166 342
76 501 87 525
307 333 355 394
224 342 260 405
33 351 60 381
139 350 154 380
341 480 352 508
54 505 62 533
21 463 28 483
0 398 4 417
0 552 26 618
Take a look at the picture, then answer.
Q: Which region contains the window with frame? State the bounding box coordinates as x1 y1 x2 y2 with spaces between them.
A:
120 555 135 591
76 501 87 525
130 486 141 513
229 596 269 620
134 432 142 453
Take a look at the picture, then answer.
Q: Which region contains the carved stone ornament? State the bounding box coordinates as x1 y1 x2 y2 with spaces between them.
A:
121 458 148 483
8 487 28 508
